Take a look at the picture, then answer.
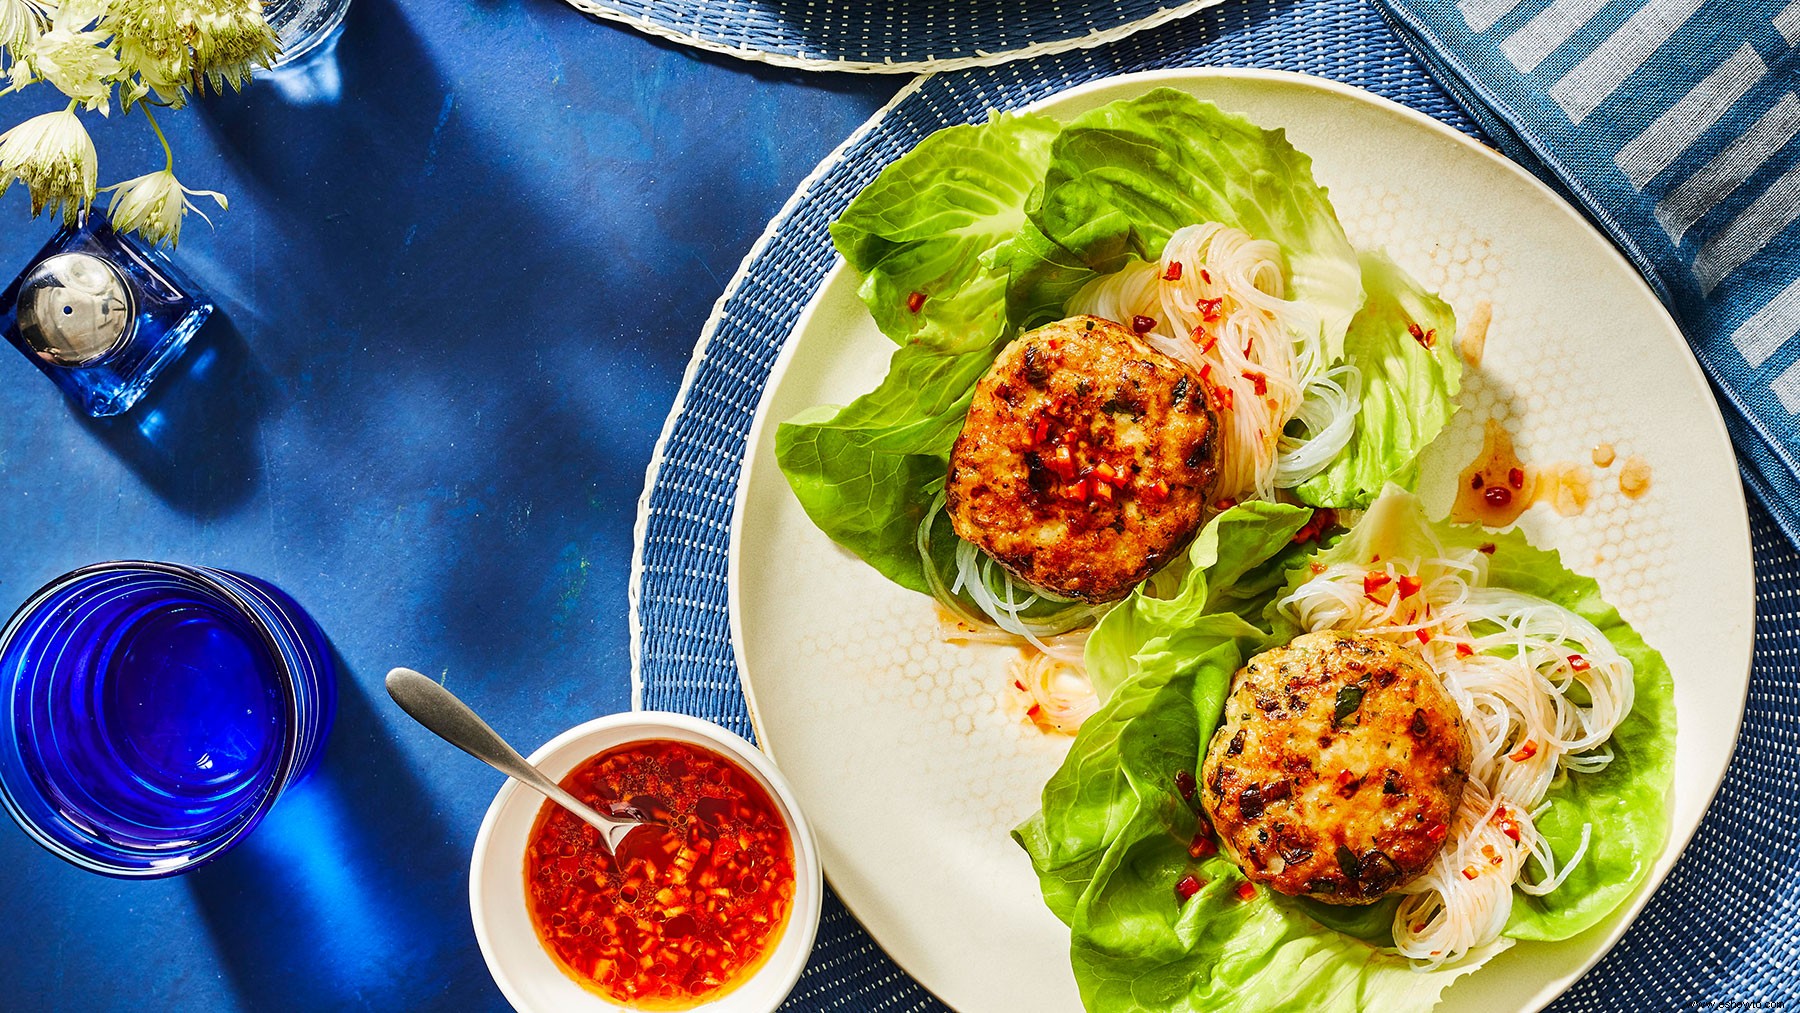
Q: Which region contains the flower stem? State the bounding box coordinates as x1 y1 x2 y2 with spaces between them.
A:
140 104 173 171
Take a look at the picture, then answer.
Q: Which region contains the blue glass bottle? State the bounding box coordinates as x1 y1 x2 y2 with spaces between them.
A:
0 563 335 877
0 216 214 417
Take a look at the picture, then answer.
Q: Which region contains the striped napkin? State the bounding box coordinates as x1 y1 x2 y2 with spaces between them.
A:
1374 0 1800 544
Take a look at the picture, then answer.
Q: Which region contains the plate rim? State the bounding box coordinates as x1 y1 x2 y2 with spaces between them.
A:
713 66 1753 1012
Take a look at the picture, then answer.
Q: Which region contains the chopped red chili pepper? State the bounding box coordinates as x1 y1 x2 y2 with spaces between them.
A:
1197 297 1223 321
1030 418 1049 445
1200 268 1213 284
1335 769 1357 788
1212 387 1234 412
1509 741 1538 762
1396 575 1422 599
1246 371 1268 396
1416 628 1432 645
1163 262 1184 282
906 291 926 313
1132 315 1158 334
1501 820 1521 842
1234 882 1256 902
1483 486 1512 507
1507 467 1525 490
1422 328 1438 348
1141 479 1171 503
1478 542 1497 555
1407 321 1424 340
1455 642 1475 658
1567 654 1591 672
1091 478 1114 501
1425 823 1448 843
1363 571 1393 596
1188 833 1217 859
1174 769 1198 803
1461 866 1479 881
1175 874 1202 904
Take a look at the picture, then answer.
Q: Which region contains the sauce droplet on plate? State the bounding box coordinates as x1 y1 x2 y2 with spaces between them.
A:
1452 420 1531 527
1619 455 1653 498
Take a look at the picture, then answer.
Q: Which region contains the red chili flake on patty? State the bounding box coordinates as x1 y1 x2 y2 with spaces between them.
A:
1030 418 1050 445
1426 823 1448 843
1163 262 1184 282
1141 479 1171 503
906 291 926 313
1132 315 1158 334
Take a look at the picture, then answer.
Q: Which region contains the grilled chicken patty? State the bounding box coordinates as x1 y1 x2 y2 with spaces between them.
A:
1201 631 1470 904
944 315 1219 603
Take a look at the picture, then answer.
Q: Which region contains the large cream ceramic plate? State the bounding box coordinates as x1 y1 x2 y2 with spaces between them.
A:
728 69 1754 1012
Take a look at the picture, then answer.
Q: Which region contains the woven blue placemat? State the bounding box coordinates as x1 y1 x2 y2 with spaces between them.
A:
558 0 1222 73
632 0 1800 1007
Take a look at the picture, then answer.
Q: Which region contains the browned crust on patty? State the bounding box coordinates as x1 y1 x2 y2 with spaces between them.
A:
1201 630 1471 904
944 316 1219 603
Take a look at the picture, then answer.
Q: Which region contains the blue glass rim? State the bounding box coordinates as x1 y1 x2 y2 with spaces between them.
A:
0 560 319 878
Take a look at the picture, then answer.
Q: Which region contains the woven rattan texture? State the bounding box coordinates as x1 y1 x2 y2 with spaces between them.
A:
634 0 1800 1006
560 0 1219 73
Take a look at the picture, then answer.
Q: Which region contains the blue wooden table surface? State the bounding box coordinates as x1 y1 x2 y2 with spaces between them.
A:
0 2 898 1009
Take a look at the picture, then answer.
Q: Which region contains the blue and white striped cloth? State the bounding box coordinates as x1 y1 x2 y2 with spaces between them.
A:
1376 0 1800 543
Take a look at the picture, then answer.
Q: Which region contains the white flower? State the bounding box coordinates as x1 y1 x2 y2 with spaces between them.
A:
25 24 119 110
109 0 277 106
0 107 96 223
101 166 225 247
0 0 50 69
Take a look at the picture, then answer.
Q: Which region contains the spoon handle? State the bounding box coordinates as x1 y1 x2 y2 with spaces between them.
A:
385 667 636 852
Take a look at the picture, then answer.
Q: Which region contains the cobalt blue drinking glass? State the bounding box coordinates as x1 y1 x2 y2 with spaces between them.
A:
0 562 335 877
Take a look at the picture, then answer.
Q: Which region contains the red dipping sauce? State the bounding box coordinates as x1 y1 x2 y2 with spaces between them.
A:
524 739 796 1010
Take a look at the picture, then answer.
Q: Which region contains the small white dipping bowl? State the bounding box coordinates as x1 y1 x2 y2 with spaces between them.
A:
470 711 822 1013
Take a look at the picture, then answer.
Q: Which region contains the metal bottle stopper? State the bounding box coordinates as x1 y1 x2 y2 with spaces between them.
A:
15 252 136 367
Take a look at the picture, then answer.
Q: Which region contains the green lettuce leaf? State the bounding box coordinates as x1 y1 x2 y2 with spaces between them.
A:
1018 490 1675 1010
1007 87 1364 357
831 111 1061 353
1293 253 1463 508
777 112 1060 591
1016 506 1498 1013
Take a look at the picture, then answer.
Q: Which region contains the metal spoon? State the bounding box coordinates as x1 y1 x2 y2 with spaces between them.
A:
384 667 647 855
